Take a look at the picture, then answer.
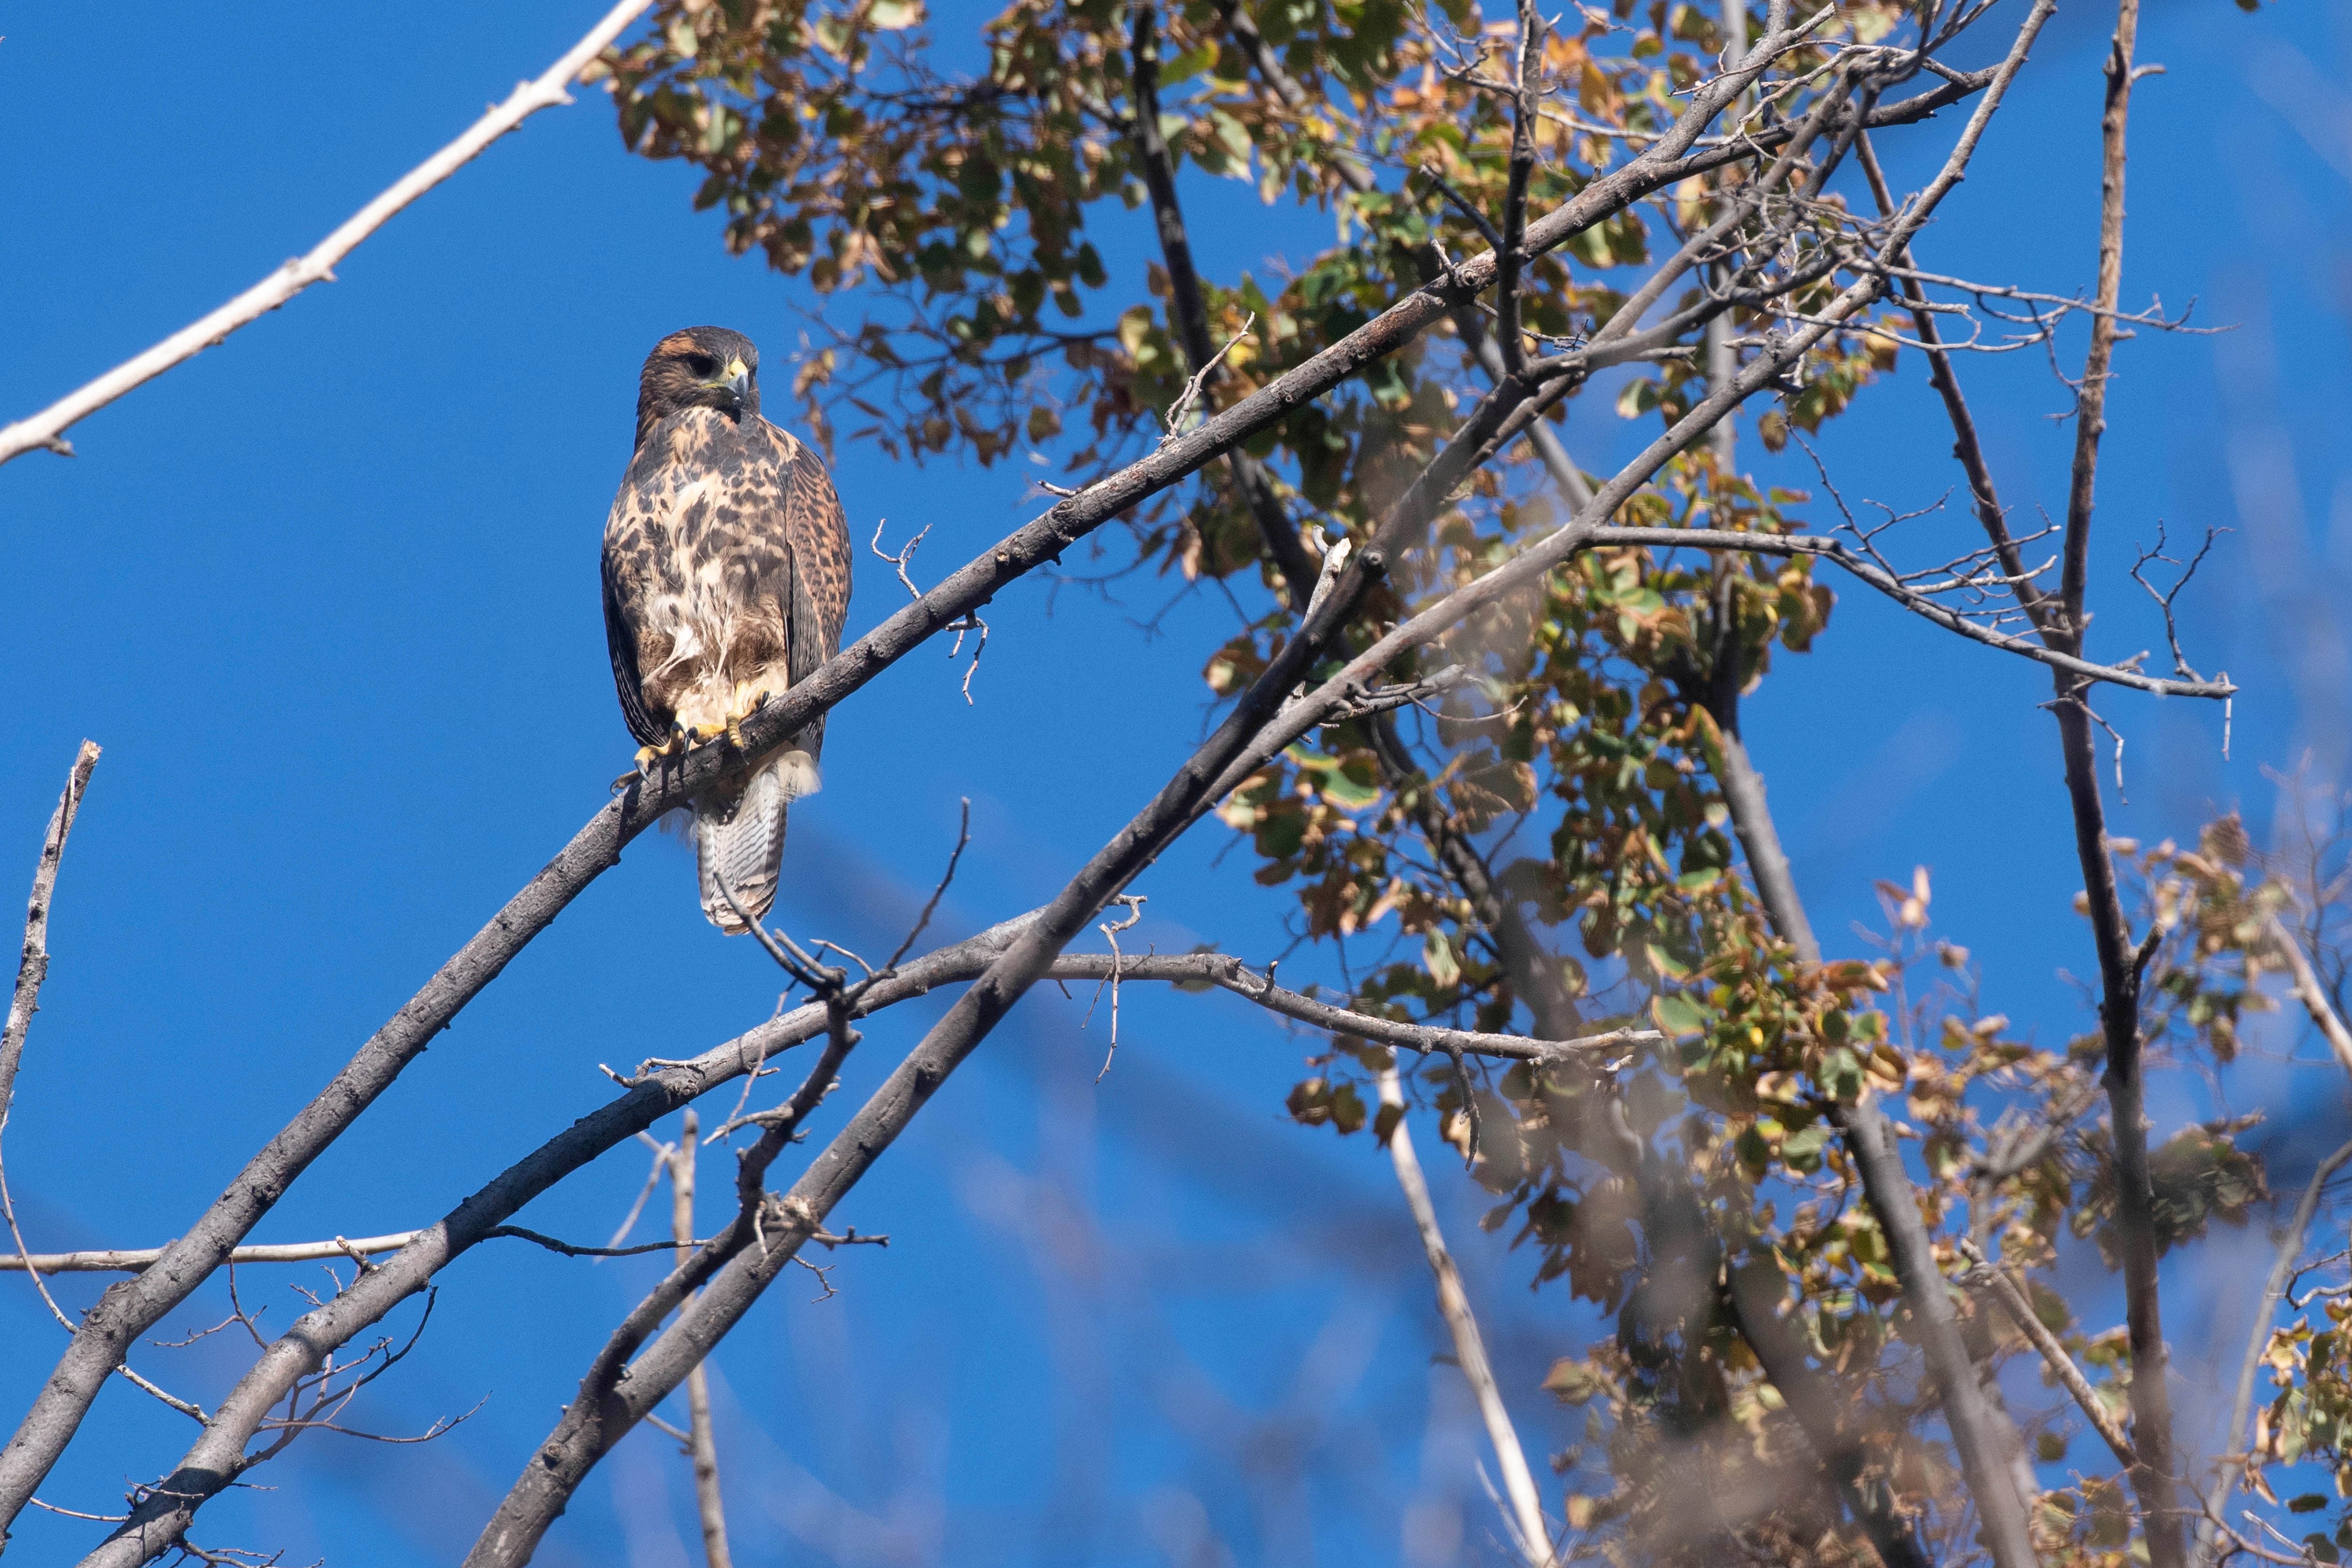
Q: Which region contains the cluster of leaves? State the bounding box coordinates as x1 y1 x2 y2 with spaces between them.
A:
603 0 2341 1558
2252 1302 2352 1566
599 0 1908 582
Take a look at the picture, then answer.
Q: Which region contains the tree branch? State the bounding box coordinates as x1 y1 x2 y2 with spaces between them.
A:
1495 0 1543 375
2042 5 2184 1560
666 1112 732 1568
0 0 657 467
0 1227 723 1274
2267 913 2352 1076
1375 1066 1555 1566
1831 1102 2039 1568
0 741 102 1337
1591 528 2232 699
1960 1237 2137 1469
2058 0 2141 643
1722 1264 1936 1568
0 741 100 1137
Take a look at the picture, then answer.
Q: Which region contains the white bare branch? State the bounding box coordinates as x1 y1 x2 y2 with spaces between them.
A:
0 0 656 468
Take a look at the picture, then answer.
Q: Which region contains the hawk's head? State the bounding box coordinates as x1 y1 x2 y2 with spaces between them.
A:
635 326 761 444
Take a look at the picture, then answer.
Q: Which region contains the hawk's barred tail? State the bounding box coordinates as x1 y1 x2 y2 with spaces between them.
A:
695 749 821 933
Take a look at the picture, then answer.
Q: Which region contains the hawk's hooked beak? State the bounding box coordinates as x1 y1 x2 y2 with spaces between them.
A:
716 357 752 411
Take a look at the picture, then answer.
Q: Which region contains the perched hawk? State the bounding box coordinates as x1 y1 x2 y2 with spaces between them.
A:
602 326 853 933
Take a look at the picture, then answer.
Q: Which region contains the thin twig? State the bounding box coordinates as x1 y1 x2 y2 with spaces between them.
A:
1588 529 2231 700
0 741 102 1330
605 1138 675 1250
1160 315 1255 443
1089 896 1147 1082
1958 1239 2135 1468
0 741 97 1132
2267 914 2352 1076
0 1228 709 1274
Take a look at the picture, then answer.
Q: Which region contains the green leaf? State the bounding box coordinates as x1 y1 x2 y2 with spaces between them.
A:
2289 1494 2330 1514
1424 930 1461 988
1819 1047 1864 1103
1654 992 1708 1036
1781 1125 1829 1173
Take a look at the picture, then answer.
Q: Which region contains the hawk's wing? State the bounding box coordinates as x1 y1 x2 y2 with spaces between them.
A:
601 547 666 750
759 420 853 756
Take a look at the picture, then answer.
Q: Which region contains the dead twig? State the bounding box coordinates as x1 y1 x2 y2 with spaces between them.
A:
1159 315 1255 443
1089 896 1148 1082
1957 1238 2135 1468
1 740 102 1331
2266 913 2352 1076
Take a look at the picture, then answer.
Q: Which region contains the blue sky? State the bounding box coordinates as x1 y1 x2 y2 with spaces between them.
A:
1 0 2348 1563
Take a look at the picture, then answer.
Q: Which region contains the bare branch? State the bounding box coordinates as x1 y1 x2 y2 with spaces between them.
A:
1593 527 2232 699
0 740 97 1133
1959 1238 2136 1469
667 1112 733 1568
1834 1101 2038 1568
0 0 656 467
2266 913 2352 1076
0 1228 712 1274
2044 8 2185 1561
1088 897 1147 1083
1494 0 1544 376
1159 317 1255 445
1376 1067 1555 1566
1 740 102 1333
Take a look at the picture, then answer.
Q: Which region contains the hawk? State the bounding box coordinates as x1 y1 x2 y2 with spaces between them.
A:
602 326 853 933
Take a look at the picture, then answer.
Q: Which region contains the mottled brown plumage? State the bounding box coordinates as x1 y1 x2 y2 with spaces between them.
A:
603 326 853 932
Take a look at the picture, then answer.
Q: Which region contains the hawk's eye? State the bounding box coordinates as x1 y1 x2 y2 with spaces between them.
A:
684 353 719 378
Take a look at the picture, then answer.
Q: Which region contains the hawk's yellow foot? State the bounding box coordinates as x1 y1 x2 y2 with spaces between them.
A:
722 686 775 752
613 732 686 792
